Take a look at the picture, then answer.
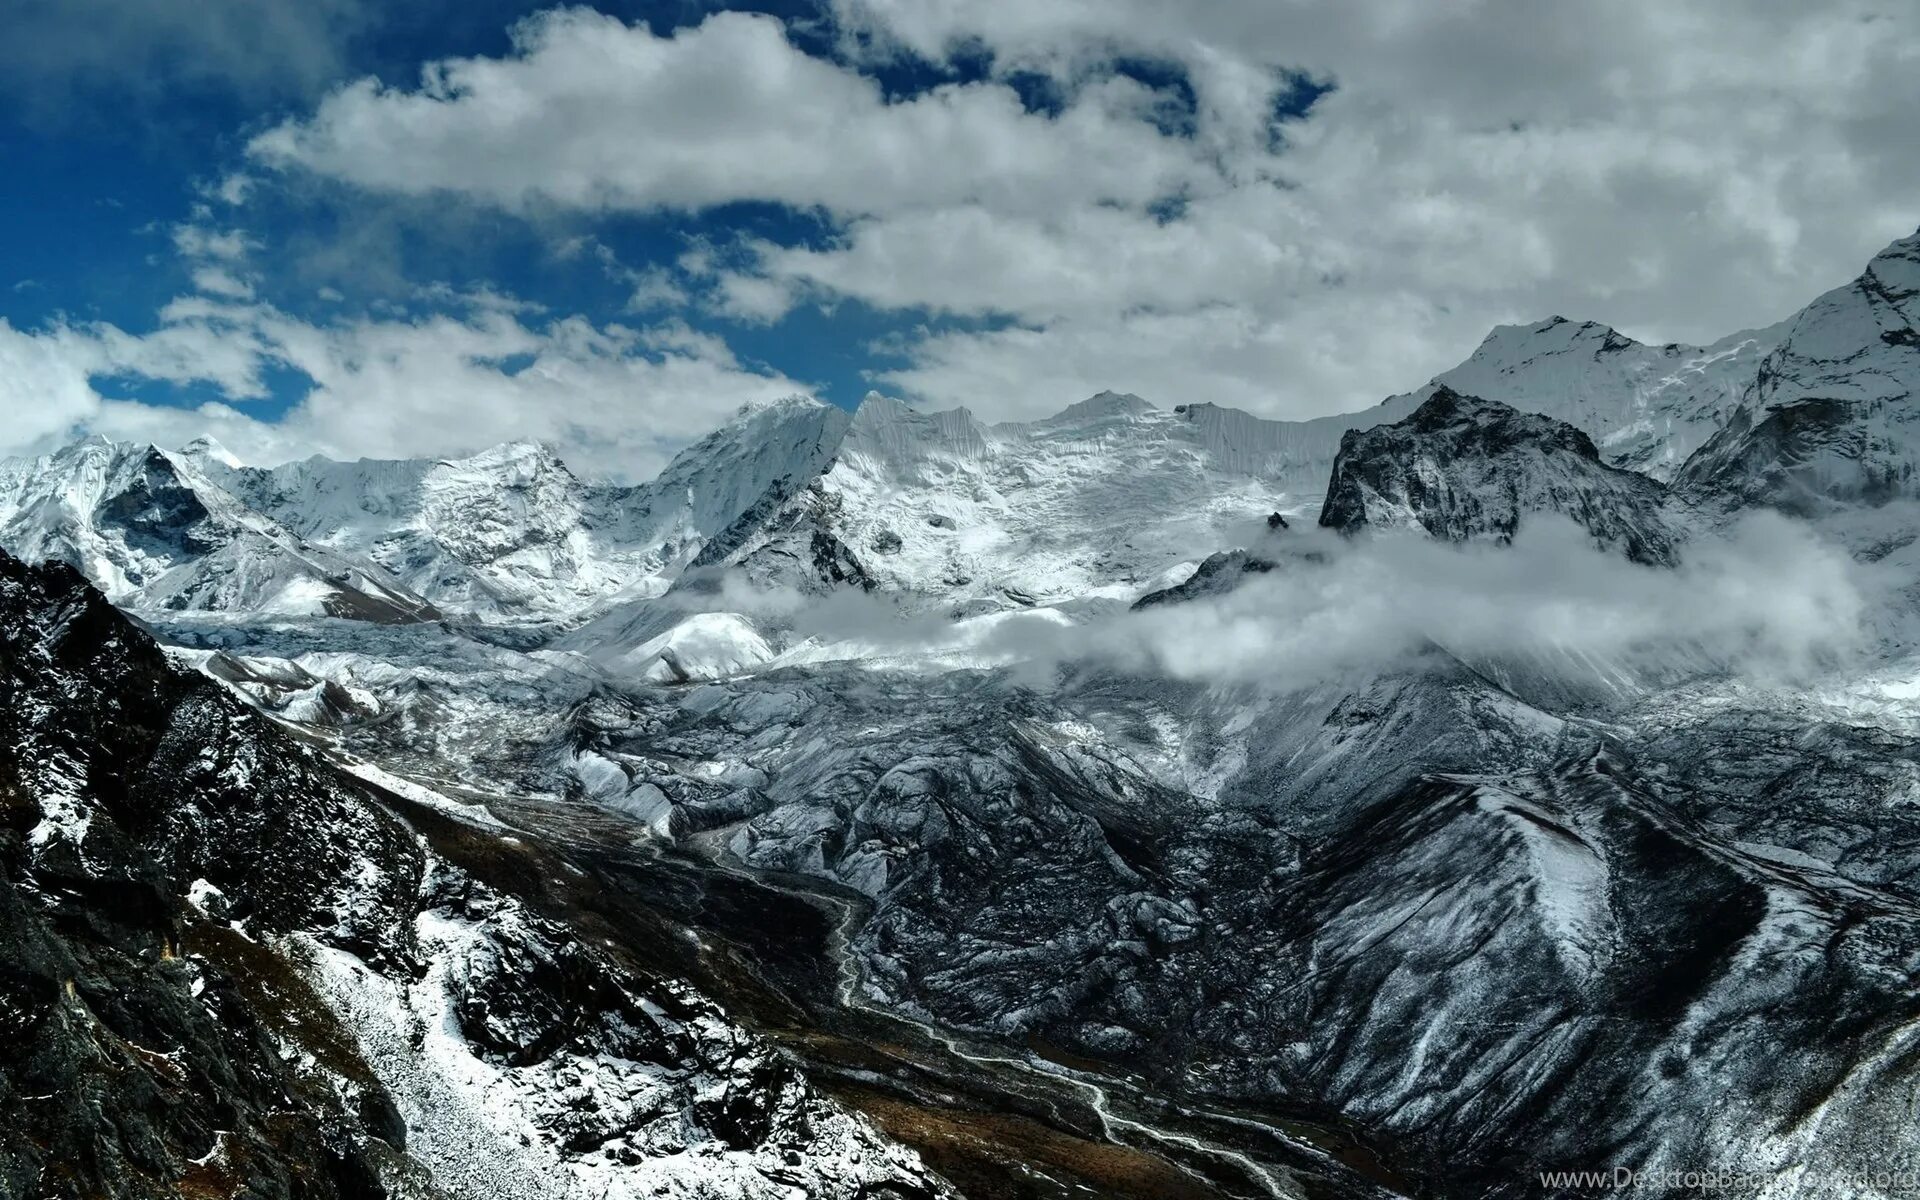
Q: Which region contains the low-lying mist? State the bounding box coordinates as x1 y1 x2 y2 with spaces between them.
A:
648 512 1873 693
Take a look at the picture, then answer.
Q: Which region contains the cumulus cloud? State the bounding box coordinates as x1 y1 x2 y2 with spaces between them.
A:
248 9 1199 220
248 1 1920 423
0 321 110 449
0 296 811 482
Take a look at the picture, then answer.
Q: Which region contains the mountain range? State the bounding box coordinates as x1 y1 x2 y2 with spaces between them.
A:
4 228 1920 1199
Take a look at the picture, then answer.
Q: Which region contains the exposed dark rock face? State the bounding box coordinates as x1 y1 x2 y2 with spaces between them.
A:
686 476 875 595
91 448 224 565
0 552 946 1200
1131 549 1276 609
0 553 424 1200
1319 387 1682 565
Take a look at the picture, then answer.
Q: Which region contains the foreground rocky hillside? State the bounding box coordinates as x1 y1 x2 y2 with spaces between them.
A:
0 550 947 1200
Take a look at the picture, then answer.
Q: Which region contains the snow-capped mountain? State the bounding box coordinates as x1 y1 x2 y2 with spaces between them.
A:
1425 315 1784 477
204 438 644 616
0 302 1787 630
721 390 1316 610
0 436 439 620
0 397 860 625
180 396 852 620
1243 310 1783 494
1679 228 1920 515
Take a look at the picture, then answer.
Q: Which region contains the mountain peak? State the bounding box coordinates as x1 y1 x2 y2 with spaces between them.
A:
1321 388 1678 564
849 391 918 424
445 439 569 473
1862 225 1920 301
1051 390 1156 422
1674 228 1920 515
1731 223 1920 428
178 434 243 470
1464 316 1644 368
1404 385 1602 459
841 393 990 476
734 392 830 419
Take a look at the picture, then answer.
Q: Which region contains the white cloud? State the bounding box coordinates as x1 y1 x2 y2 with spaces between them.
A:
247 1 1920 423
872 299 1455 424
1068 515 1866 688
667 514 1867 691
212 173 255 206
172 224 255 262
249 9 1200 220
0 297 811 482
0 321 112 449
190 266 256 300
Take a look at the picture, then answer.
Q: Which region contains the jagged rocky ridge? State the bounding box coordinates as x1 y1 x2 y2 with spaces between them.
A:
0 551 947 1200
1319 387 1685 565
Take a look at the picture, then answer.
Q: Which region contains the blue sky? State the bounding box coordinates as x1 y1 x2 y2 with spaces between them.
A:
4 1 924 419
2 1 1915 479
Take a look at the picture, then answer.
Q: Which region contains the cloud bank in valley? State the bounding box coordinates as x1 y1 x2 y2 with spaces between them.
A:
1084 516 1866 688
677 515 1869 694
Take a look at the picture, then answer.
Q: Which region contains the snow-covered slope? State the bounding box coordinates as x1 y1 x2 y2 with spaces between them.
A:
690 391 1318 614
210 439 647 617
0 398 856 624
1427 316 1783 478
0 549 948 1200
1231 313 1781 495
0 436 439 620
197 397 851 619
1678 228 1920 515
630 394 852 552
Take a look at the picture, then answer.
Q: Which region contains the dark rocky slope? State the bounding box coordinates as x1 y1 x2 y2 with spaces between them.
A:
0 551 946 1200
1320 387 1684 565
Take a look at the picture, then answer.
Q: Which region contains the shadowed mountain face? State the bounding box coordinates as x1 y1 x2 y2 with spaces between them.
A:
0 552 427 1199
1319 387 1684 565
8 231 1920 1200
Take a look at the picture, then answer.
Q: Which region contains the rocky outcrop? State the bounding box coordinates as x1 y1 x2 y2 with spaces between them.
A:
1319 387 1683 564
1131 549 1277 609
0 552 423 1199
